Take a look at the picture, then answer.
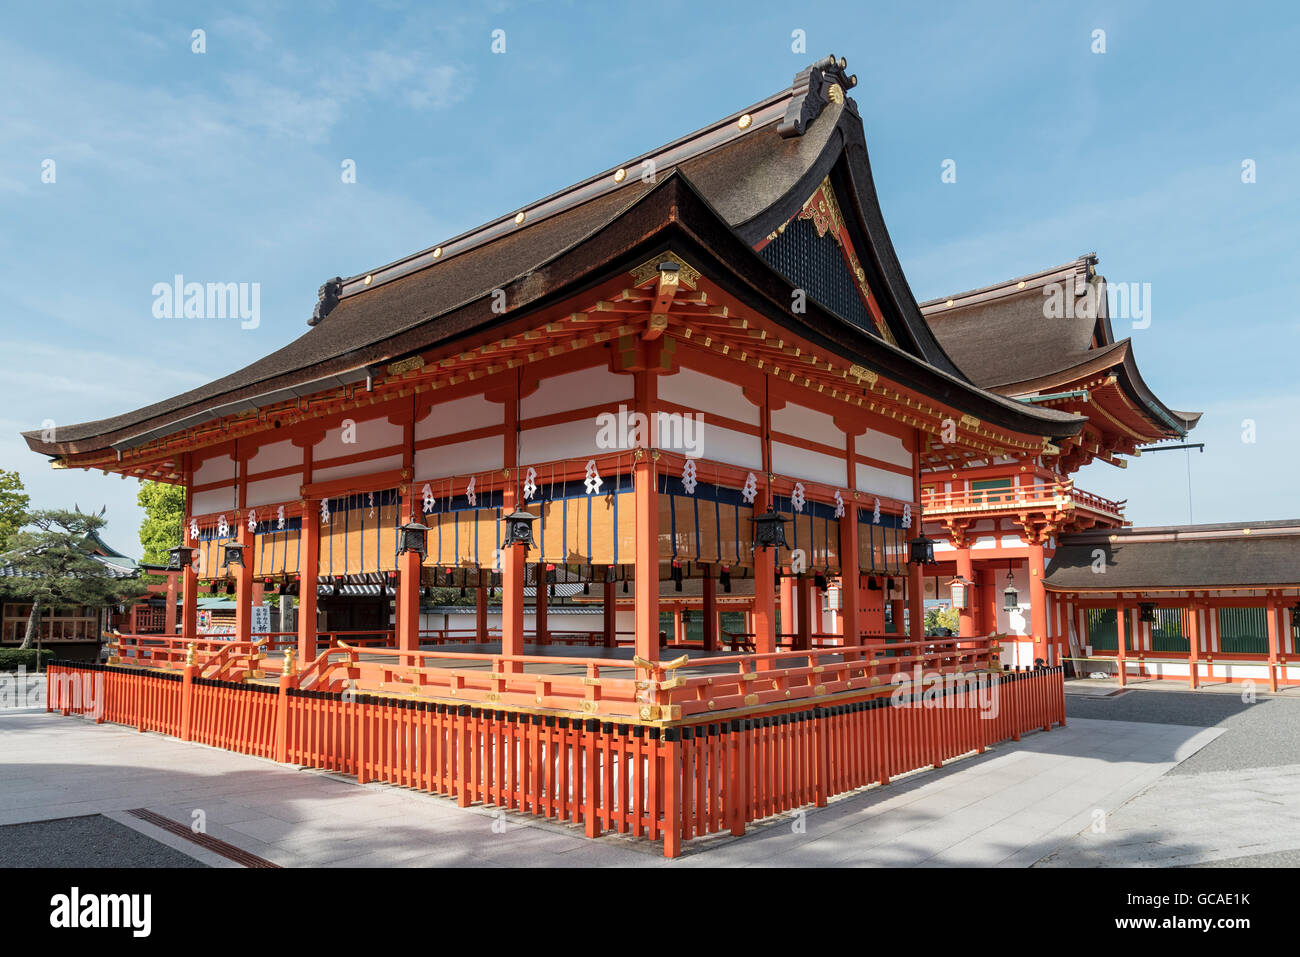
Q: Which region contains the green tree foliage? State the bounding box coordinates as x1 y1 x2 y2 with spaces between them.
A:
137 481 185 572
0 508 146 649
924 605 960 635
0 470 30 553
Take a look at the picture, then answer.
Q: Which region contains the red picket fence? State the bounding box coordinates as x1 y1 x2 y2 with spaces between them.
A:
46 661 1065 857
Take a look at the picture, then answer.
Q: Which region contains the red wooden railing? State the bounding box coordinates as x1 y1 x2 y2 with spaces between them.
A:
47 656 1065 858
921 481 1124 519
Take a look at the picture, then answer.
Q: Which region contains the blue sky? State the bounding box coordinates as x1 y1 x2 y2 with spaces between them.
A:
2 1 1297 556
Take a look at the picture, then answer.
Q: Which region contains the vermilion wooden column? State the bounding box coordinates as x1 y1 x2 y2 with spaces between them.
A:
838 504 860 652
534 564 549 645
1116 603 1128 687
501 371 524 672
753 491 777 670
633 368 660 666
164 572 178 636
603 578 616 648
633 450 660 664
907 565 924 642
233 521 254 642
955 546 975 638
395 488 421 652
501 486 525 674
1266 598 1280 692
701 574 718 652
908 432 924 644
796 577 814 651
890 596 905 635
297 501 319 663
1028 540 1049 663
1188 599 1201 690
181 467 198 640
181 565 197 639
779 574 795 649
475 585 488 641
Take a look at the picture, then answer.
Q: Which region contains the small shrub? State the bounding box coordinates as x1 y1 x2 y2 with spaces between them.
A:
0 648 54 671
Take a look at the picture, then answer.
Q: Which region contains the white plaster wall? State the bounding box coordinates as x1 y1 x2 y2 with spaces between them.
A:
245 473 303 508
854 462 912 502
416 394 502 440
771 402 844 450
522 366 631 418
995 564 1032 637
193 453 235 485
191 485 236 516
701 425 762 470
247 440 302 475
662 368 758 424
314 453 403 484
415 437 503 480
314 416 404 460
772 441 845 487
518 419 603 464
858 428 911 468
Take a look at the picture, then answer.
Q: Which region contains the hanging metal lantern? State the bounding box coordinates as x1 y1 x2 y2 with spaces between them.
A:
949 576 974 610
814 573 828 592
221 541 245 569
720 566 731 594
907 534 937 566
224 581 235 596
1139 602 1157 623
396 521 430 558
672 561 683 592
753 510 789 550
167 545 195 571
867 575 881 591
502 509 537 550
1003 582 1019 612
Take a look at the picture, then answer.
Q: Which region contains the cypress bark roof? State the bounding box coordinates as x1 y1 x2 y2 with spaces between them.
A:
920 255 1200 438
1044 521 1300 591
23 56 1083 459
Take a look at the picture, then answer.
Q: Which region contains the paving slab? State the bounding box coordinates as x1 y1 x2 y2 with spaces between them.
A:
1 710 1219 867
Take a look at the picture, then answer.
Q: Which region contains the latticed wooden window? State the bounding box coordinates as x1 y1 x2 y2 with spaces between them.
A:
1217 607 1268 654
971 478 1012 505
759 216 876 335
1086 608 1118 651
1151 607 1191 652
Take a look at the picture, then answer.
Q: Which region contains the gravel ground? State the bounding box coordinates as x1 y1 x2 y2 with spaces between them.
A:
1178 847 1300 867
1065 685 1300 775
0 814 206 868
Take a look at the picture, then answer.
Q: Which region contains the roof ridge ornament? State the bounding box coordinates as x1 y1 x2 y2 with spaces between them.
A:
778 55 858 139
308 276 344 326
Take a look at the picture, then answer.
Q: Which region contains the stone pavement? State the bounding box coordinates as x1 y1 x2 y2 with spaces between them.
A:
0 708 1221 867
1039 684 1300 867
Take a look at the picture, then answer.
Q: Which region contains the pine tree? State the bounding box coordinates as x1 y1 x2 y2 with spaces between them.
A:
0 470 29 553
1 509 146 649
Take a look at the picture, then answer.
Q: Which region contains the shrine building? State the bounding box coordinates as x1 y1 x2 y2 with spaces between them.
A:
28 55 1249 853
